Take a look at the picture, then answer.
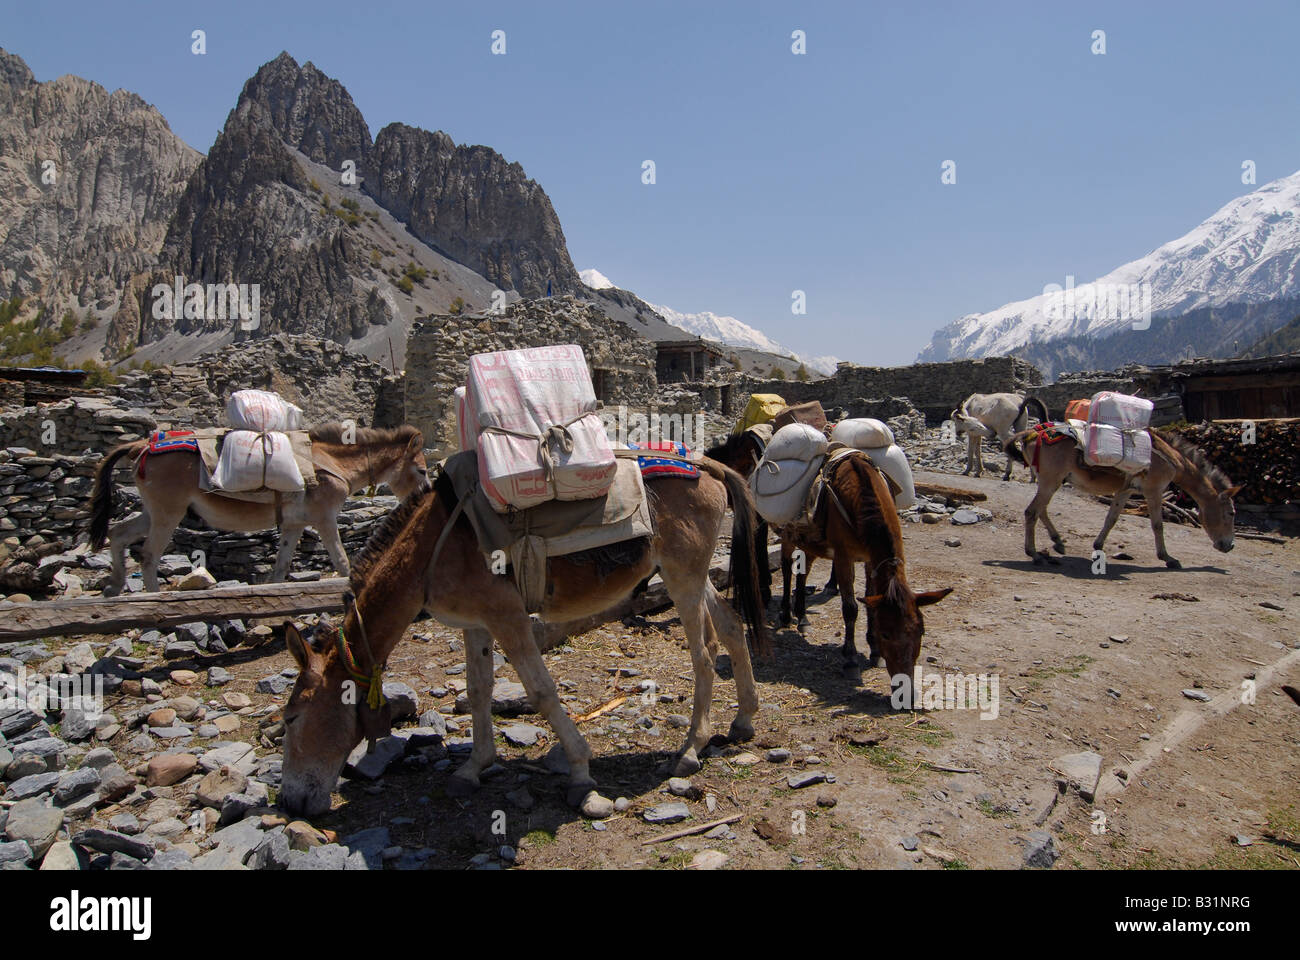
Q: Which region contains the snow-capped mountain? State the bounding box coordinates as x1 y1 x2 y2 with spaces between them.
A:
579 268 839 375
920 169 1300 363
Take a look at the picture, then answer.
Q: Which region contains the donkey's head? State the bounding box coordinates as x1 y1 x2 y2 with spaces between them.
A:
382 429 429 500
1197 483 1242 553
279 619 378 816
861 581 953 691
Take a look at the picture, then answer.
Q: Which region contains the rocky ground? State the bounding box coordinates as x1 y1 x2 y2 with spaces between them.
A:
2 433 1298 871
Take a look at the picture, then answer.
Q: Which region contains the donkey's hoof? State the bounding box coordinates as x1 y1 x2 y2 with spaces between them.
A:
1165 557 1182 570
728 719 755 743
672 749 702 777
1052 540 1067 555
446 771 479 798
101 584 123 598
566 781 600 809
1030 552 1045 565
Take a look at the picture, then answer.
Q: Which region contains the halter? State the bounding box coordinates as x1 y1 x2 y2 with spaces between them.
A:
869 555 902 583
336 594 386 712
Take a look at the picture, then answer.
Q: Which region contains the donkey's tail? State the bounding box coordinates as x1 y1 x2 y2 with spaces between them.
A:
698 456 771 658
1284 685 1300 708
90 440 146 550
1006 396 1049 466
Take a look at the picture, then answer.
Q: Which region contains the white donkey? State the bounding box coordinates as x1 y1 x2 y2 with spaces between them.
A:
951 393 1048 480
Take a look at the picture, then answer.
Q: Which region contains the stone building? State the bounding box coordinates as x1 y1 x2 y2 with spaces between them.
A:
404 297 659 457
655 339 729 383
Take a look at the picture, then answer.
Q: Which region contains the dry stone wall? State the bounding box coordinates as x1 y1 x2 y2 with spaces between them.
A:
738 356 1044 425
405 296 658 457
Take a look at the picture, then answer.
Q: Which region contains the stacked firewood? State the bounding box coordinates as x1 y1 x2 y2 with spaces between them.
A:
1159 420 1300 505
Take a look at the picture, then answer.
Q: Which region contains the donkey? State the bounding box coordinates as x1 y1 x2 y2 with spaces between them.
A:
277 457 768 817
952 393 1048 480
769 451 952 676
89 424 429 593
1017 427 1240 567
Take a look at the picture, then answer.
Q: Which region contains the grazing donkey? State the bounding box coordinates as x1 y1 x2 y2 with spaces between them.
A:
952 393 1048 480
1018 427 1240 567
89 424 429 592
277 456 768 817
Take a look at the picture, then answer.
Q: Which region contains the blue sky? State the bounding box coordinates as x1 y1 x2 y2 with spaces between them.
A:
5 0 1299 365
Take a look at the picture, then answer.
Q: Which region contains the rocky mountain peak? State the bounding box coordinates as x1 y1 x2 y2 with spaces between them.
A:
236 50 371 170
0 48 35 90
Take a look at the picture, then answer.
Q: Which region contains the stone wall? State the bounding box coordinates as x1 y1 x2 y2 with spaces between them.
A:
0 396 157 457
115 334 404 430
404 296 659 457
736 356 1044 425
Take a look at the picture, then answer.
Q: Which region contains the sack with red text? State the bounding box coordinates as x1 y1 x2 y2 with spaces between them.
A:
464 344 616 512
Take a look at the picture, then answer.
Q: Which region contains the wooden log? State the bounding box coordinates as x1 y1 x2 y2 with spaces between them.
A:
0 578 350 642
913 482 988 504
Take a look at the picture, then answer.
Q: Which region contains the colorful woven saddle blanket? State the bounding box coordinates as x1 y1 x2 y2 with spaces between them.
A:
625 441 700 480
1027 421 1084 469
146 429 199 455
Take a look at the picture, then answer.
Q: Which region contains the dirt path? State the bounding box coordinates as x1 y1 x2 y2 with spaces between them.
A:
280 468 1300 869
29 467 1299 870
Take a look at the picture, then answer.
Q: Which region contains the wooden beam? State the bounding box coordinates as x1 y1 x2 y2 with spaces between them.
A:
0 579 350 643
1 543 788 647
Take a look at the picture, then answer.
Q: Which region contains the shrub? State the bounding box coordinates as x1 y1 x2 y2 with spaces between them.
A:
769 365 787 380
449 296 465 315
396 275 414 295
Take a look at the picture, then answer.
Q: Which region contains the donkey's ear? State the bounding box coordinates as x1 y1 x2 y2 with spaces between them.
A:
1222 485 1243 499
284 622 310 669
915 587 954 607
859 594 885 610
405 431 425 456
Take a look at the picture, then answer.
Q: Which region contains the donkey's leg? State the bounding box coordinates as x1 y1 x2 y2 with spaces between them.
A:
1023 478 1062 562
704 583 758 743
864 562 883 668
270 525 305 583
823 559 839 596
836 557 858 666
756 519 772 606
447 627 497 797
137 505 185 592
1144 490 1180 569
1093 485 1133 554
104 511 151 596
663 586 715 776
795 564 810 630
961 435 974 476
489 615 598 808
779 542 794 627
972 438 984 478
317 516 351 580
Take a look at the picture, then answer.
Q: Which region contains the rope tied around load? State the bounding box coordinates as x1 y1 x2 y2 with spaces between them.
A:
480 410 590 494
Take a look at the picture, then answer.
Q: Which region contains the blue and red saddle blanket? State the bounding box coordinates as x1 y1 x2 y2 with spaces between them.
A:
626 440 699 480
147 429 199 455
138 430 199 479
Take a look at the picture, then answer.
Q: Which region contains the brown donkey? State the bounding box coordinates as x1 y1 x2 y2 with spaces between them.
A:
277 458 769 817
89 424 429 593
773 451 952 676
1017 428 1240 567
